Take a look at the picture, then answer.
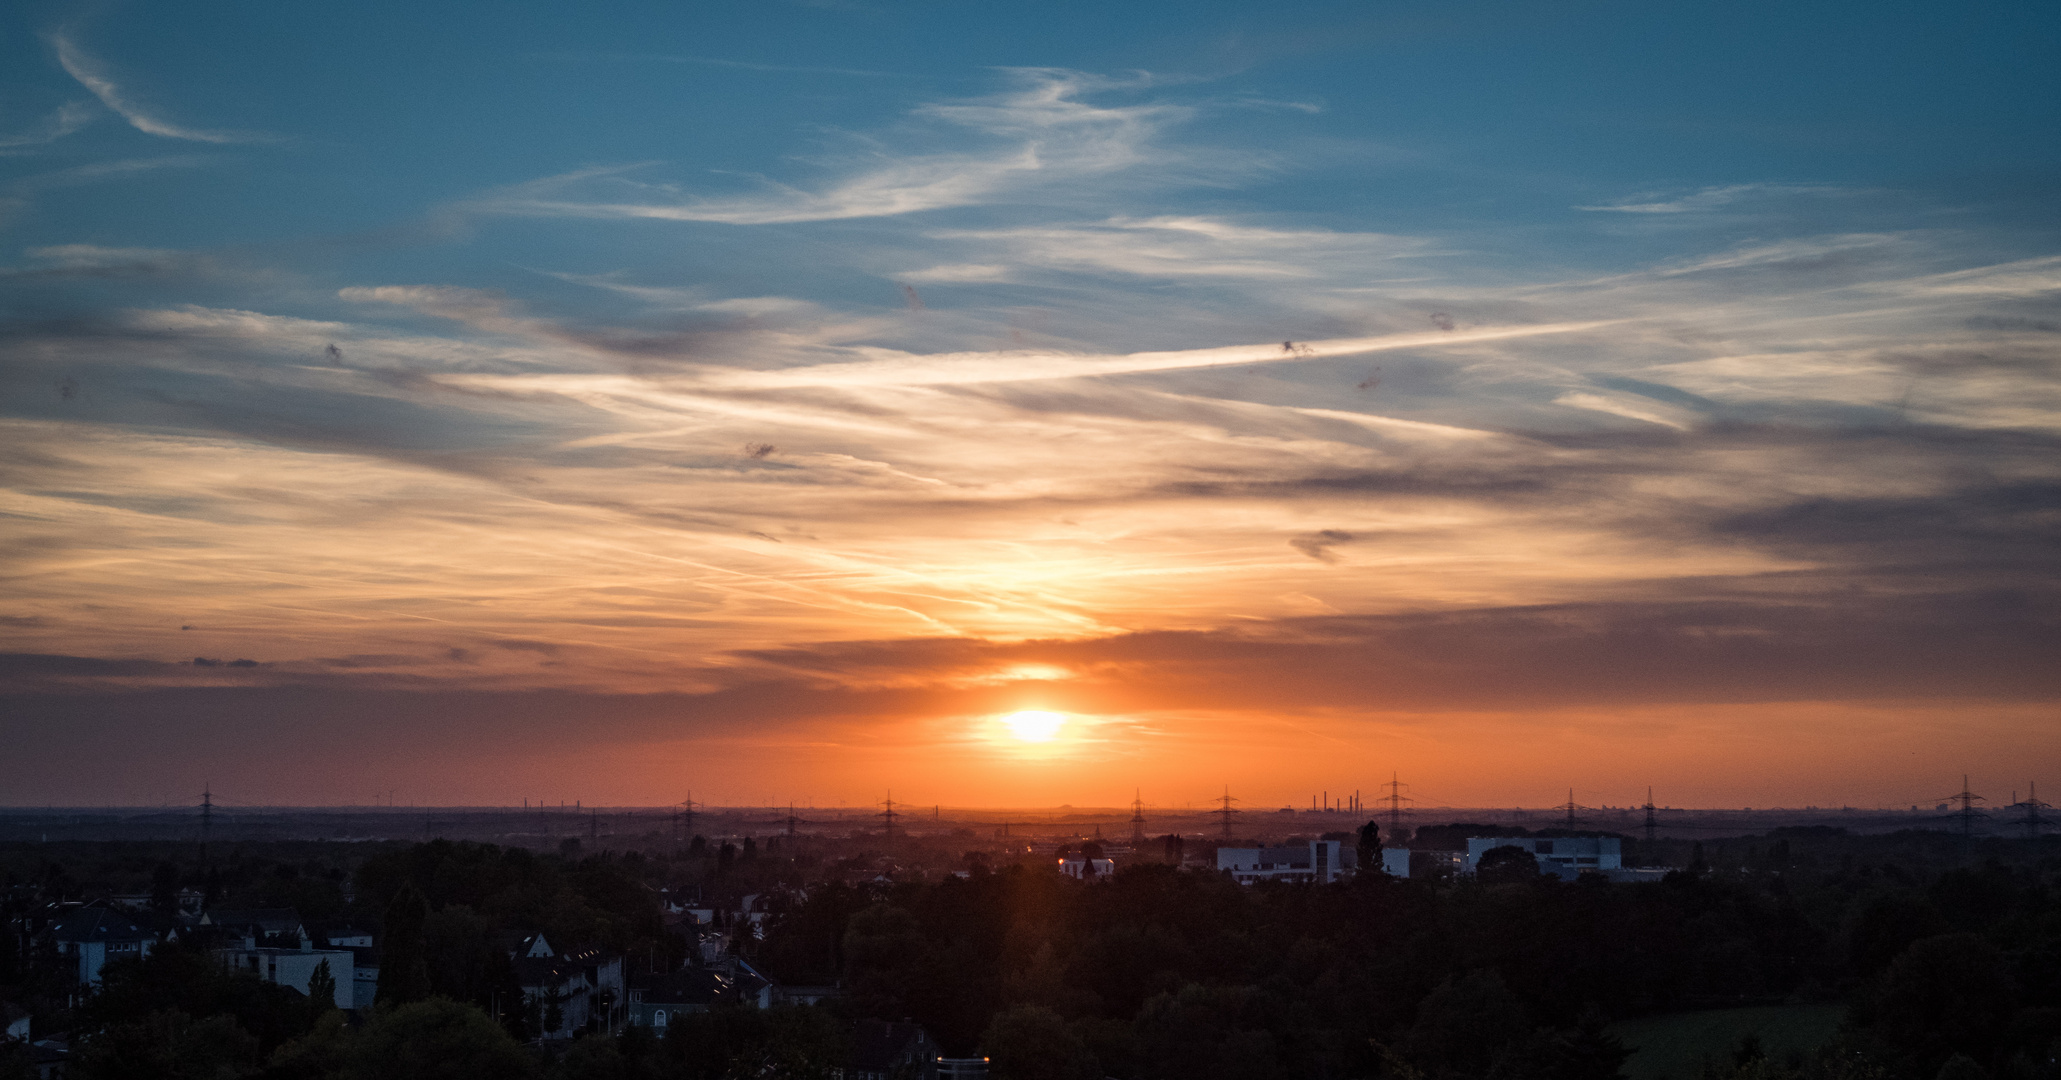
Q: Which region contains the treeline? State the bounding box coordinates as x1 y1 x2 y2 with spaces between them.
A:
753 835 2060 1080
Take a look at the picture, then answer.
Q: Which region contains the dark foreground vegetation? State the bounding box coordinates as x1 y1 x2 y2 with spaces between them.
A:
2 825 2056 1080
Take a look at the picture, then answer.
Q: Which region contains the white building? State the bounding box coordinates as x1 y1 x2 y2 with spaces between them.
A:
1464 836 1622 879
1381 848 1412 877
1057 855 1115 880
217 947 356 1009
46 908 155 986
1216 840 1352 884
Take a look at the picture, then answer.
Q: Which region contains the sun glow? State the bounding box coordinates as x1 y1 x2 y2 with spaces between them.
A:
1001 710 1066 742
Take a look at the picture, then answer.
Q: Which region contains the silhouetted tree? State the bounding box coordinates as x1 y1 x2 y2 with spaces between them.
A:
1477 845 1542 885
1357 820 1382 873
375 882 433 1006
983 1004 1100 1080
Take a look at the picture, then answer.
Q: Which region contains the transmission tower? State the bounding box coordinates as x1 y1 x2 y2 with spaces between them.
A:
1554 788 1589 829
199 783 214 863
1215 787 1241 838
677 794 697 843
2008 782 2051 841
1642 787 1659 844
1939 775 1987 842
1131 790 1147 843
1380 773 1413 836
879 792 901 840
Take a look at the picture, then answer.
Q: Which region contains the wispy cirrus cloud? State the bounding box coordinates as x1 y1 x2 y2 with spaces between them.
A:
50 31 267 144
0 100 95 149
468 70 1225 225
1575 182 1845 214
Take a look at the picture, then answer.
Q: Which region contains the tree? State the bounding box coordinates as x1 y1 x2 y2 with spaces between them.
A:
307 958 338 1022
151 861 181 913
983 1004 1100 1080
1476 845 1541 886
71 1009 260 1080
1357 821 1382 873
1863 933 2018 1072
376 882 433 1007
1406 971 1535 1080
345 998 538 1080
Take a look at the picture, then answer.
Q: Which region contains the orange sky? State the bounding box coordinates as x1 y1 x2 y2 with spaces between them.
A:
3 54 2057 809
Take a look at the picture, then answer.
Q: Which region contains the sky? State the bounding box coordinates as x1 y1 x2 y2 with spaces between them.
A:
1 1 2058 811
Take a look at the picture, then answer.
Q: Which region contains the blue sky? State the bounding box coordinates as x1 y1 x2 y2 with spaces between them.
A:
2 1 2058 807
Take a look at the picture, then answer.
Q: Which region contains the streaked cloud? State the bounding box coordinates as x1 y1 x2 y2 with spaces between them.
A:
50 31 265 144
468 70 1227 224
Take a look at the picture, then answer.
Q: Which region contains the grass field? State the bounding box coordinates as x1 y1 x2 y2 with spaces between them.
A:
1609 1004 1848 1080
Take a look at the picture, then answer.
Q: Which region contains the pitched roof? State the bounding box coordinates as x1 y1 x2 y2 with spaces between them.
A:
630 969 732 1006
48 907 153 943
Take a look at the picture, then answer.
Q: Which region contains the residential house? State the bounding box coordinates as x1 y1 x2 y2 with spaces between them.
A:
215 946 356 1009
1057 856 1114 880
625 969 733 1028
47 907 155 986
200 909 310 950
2 1000 29 1041
513 933 625 1039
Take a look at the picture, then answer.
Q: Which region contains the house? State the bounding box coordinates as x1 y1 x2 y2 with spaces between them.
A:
512 933 624 1039
199 909 309 950
845 1020 939 1080
1464 836 1622 879
348 950 380 1011
307 921 375 950
1057 856 1114 880
2 1000 29 1041
47 907 156 986
626 969 733 1028
1215 840 1353 884
705 954 774 1009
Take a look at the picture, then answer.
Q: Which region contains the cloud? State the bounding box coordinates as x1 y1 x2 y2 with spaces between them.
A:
0 101 96 149
1288 529 1354 562
1574 183 1845 214
468 70 1220 225
50 32 266 144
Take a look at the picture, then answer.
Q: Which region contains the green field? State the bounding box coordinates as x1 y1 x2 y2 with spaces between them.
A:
1610 1005 1848 1080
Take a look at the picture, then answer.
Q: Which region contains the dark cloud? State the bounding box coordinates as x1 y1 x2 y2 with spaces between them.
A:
1289 529 1354 562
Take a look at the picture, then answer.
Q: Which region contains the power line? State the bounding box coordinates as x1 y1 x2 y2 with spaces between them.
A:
1131 789 1147 844
1215 786 1241 838
1380 773 1414 835
879 792 901 840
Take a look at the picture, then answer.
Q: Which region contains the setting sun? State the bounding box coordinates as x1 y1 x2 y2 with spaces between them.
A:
1001 711 1065 742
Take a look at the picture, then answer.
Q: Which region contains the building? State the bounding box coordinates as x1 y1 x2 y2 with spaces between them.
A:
513 933 625 1039
1057 855 1114 879
845 1020 939 1080
200 908 310 950
1216 840 1352 884
216 946 356 1009
2 1000 29 1041
1464 837 1622 879
47 907 156 986
626 969 733 1028
1382 848 1466 879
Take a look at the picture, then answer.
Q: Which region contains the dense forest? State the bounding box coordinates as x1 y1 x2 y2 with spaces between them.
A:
1 826 2055 1080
